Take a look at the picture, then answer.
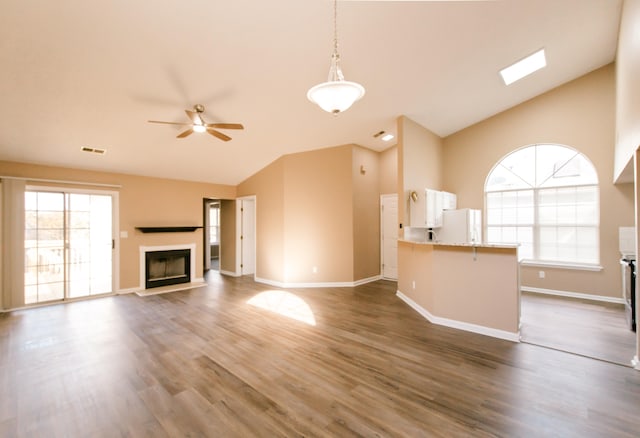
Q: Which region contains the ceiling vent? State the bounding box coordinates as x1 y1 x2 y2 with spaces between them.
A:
81 146 106 155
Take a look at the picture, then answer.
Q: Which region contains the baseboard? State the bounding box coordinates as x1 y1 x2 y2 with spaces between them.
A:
117 287 138 295
135 280 206 297
633 355 640 371
219 270 240 277
254 275 381 289
354 275 382 286
521 286 625 304
396 290 520 343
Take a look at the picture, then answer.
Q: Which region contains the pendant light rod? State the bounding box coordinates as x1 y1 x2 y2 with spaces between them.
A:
328 0 344 82
332 0 338 56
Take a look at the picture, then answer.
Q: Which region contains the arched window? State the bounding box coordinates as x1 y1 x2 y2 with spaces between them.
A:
485 144 599 265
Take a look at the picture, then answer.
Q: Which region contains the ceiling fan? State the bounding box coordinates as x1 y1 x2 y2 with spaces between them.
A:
148 104 244 141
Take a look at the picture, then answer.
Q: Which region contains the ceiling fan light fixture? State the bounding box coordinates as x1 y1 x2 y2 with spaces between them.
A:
308 0 364 114
148 105 244 142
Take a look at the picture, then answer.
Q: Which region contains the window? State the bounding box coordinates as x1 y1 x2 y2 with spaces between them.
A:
209 204 220 245
485 144 599 265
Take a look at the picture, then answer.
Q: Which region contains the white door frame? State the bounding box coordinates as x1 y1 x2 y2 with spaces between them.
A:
236 195 256 277
380 193 398 280
203 199 212 271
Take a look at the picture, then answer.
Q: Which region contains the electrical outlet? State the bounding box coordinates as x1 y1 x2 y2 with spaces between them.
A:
539 270 545 279
412 280 416 289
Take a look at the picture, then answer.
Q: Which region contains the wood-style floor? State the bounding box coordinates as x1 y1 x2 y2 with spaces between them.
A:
1 274 640 437
521 292 637 366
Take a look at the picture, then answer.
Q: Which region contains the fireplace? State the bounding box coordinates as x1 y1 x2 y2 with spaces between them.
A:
145 249 190 289
139 244 197 291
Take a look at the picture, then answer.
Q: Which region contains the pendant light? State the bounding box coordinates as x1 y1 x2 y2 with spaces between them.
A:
307 0 365 115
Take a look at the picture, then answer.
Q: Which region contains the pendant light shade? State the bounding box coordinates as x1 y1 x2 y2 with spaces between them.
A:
307 0 365 114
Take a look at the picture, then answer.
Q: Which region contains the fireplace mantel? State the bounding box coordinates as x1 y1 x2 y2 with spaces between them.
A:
136 226 202 233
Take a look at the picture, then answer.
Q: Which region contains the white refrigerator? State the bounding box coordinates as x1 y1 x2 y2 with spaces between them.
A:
436 208 482 244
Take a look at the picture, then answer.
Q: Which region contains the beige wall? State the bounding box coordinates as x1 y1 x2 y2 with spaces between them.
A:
398 241 520 336
442 64 635 298
614 0 640 182
237 148 354 284
398 240 434 311
238 144 389 285
0 160 236 296
379 145 398 195
353 145 382 281
282 145 354 283
398 115 443 230
220 199 237 273
237 157 286 282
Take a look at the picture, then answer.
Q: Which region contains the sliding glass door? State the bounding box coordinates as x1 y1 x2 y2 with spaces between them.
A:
25 190 114 304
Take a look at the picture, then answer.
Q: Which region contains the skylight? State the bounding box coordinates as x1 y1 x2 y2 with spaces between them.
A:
500 49 546 86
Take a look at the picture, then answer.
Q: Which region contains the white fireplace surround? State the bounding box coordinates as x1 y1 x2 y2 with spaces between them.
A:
139 243 197 290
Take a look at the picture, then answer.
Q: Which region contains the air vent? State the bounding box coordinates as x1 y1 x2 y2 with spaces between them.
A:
81 146 106 155
373 130 394 142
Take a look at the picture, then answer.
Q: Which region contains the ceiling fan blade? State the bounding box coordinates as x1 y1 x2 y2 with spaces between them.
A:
206 128 231 141
148 120 193 126
177 128 194 138
206 123 244 130
185 110 203 125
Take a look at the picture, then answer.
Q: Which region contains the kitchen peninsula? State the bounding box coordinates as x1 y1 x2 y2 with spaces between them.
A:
397 239 520 341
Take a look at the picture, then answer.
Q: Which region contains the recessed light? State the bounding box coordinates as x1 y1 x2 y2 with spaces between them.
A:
381 134 394 142
500 49 546 86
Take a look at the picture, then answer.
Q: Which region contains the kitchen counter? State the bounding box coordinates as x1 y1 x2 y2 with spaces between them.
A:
397 239 520 341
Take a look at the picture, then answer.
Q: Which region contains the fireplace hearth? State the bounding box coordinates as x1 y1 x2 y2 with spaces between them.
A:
145 249 191 289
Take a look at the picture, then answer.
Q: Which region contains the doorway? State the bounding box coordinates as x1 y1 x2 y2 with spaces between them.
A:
203 199 221 272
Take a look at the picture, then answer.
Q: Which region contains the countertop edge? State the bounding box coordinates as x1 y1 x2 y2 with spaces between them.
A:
398 239 519 249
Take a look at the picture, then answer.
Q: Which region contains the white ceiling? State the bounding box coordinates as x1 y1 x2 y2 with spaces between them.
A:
0 0 622 185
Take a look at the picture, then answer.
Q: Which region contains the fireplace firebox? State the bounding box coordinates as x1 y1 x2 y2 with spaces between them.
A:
145 249 191 289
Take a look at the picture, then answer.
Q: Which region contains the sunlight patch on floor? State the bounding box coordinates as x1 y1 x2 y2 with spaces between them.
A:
247 290 316 326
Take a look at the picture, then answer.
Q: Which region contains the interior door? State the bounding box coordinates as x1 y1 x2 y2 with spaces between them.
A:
381 194 398 280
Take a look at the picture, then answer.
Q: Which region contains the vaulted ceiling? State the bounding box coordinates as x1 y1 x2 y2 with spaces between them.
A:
0 0 622 185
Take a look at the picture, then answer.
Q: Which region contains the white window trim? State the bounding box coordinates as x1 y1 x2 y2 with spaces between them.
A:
520 259 603 271
484 144 600 266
